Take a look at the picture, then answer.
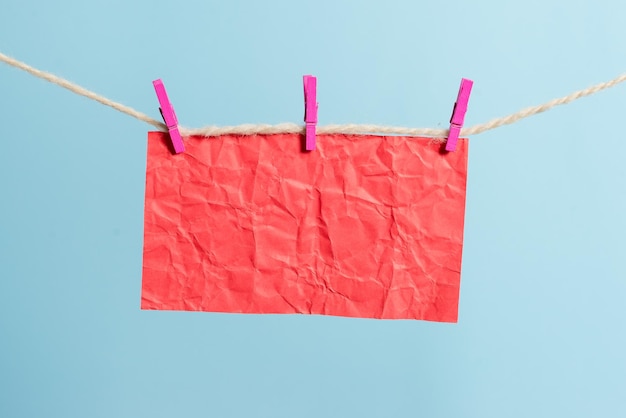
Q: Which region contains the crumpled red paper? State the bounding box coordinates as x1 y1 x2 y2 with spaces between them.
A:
141 132 468 322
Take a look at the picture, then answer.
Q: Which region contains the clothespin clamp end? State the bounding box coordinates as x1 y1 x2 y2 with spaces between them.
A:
303 75 318 151
153 79 185 154
445 78 473 152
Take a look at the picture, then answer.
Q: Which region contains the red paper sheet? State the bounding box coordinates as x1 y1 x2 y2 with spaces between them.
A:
141 132 468 321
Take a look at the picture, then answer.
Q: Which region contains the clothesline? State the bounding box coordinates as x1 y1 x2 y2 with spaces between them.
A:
1 51 624 139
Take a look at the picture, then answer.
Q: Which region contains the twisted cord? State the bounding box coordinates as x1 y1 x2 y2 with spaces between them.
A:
2 51 624 138
0 51 165 130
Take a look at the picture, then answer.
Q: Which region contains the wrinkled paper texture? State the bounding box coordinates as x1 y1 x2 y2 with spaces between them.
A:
142 132 468 322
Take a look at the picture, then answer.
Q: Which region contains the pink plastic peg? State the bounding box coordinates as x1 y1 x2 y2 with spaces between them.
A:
153 79 185 154
303 75 318 151
445 78 473 152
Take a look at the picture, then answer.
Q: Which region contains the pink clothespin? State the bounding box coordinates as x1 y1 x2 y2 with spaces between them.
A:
303 75 318 151
153 79 185 154
445 78 473 152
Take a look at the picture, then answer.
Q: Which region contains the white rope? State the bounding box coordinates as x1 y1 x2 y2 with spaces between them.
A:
1 51 624 138
0 51 165 130
181 123 448 137
462 73 626 136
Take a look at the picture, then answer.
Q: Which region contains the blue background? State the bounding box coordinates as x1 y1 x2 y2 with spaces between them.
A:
1 1 625 417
